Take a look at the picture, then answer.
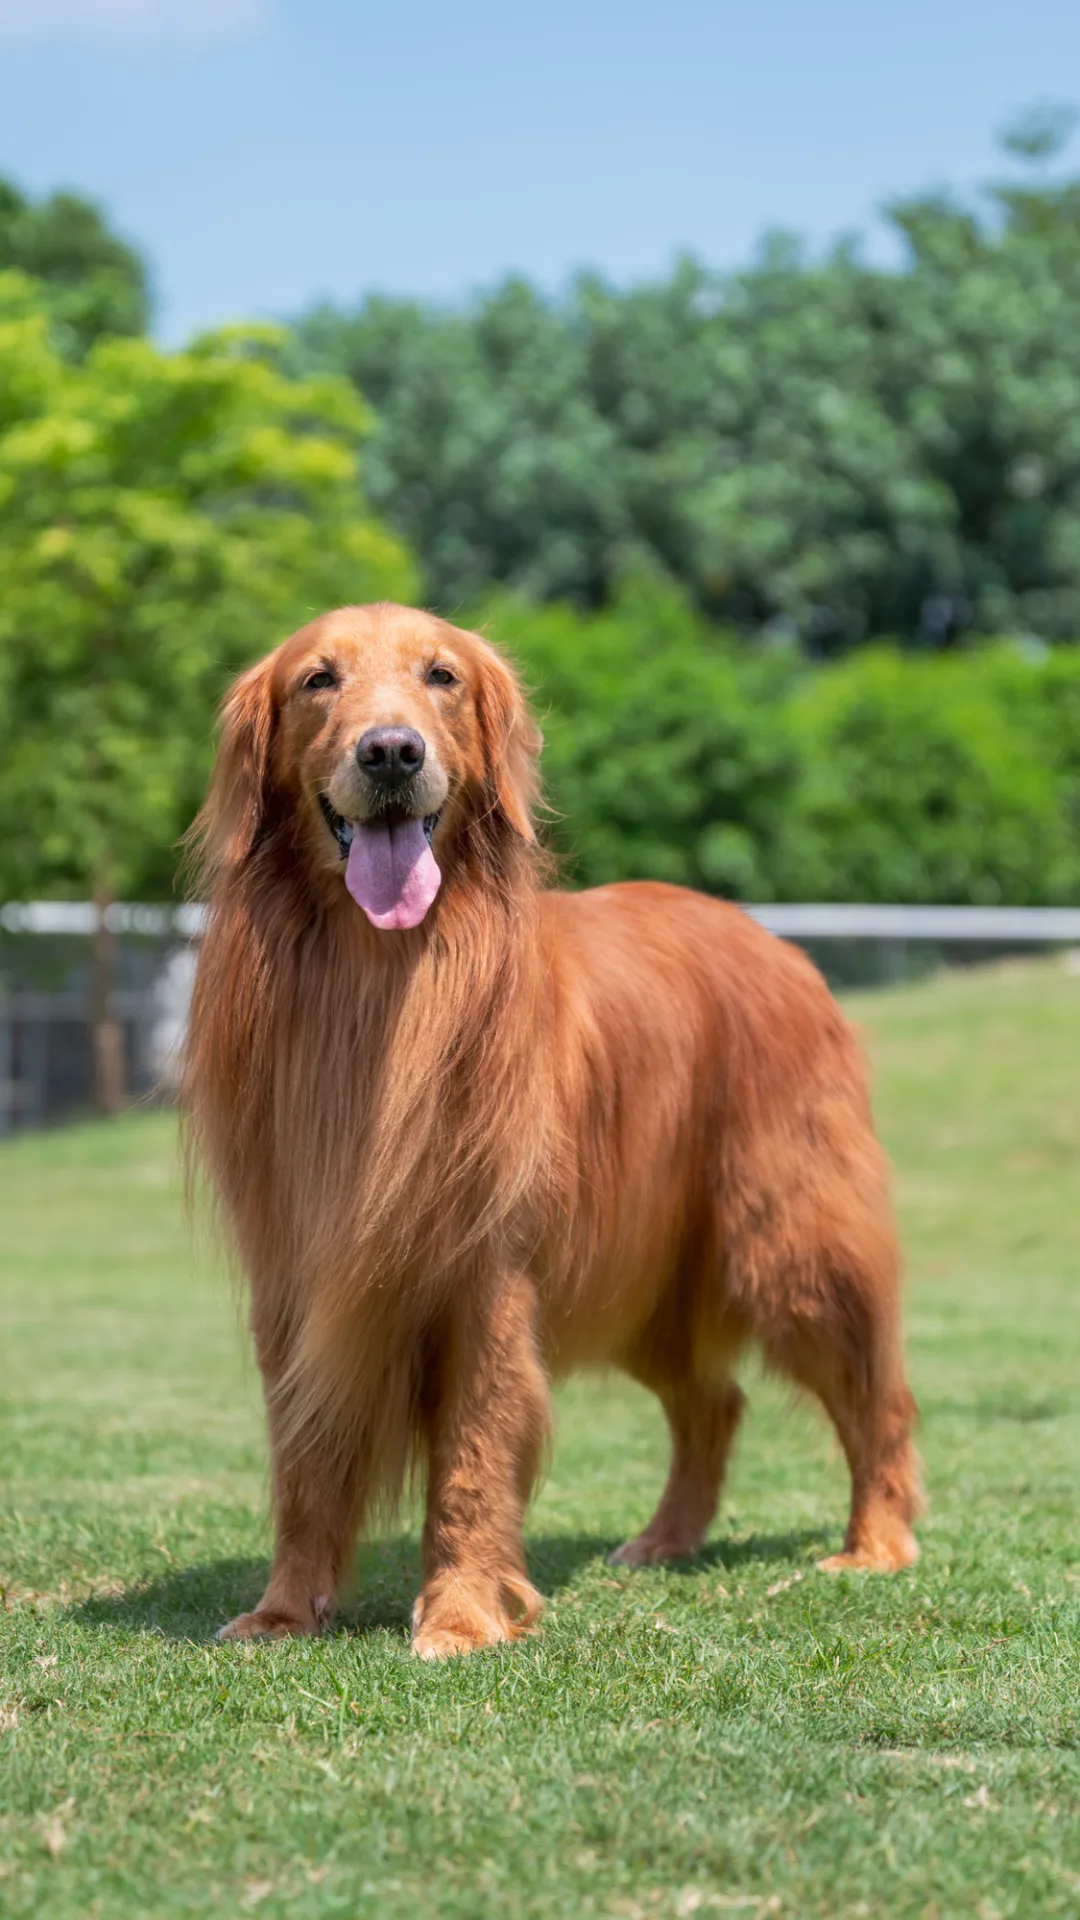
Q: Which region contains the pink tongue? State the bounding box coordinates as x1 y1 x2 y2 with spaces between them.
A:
344 816 441 930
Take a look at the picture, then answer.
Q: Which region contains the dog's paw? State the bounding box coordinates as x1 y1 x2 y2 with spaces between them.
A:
411 1620 508 1661
410 1573 542 1660
608 1534 694 1568
818 1528 919 1576
215 1608 316 1642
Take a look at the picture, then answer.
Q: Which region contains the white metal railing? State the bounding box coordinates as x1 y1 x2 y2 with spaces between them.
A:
744 903 1080 942
0 901 205 937
5 899 1080 942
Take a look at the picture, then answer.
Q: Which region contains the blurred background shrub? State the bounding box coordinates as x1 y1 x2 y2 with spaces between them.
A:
498 588 1080 905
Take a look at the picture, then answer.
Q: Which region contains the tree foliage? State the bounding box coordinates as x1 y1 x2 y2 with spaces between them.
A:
0 273 414 903
493 583 1080 906
777 649 1078 905
0 177 149 355
494 583 802 898
294 131 1080 648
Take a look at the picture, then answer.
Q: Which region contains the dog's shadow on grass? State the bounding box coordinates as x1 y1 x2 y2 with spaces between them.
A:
66 1527 831 1645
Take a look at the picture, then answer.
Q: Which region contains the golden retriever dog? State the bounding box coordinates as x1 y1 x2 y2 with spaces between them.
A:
185 602 920 1658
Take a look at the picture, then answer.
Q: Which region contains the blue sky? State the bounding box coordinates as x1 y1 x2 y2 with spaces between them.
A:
1 0 1078 342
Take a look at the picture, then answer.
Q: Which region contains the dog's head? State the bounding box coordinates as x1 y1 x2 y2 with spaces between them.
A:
196 603 542 929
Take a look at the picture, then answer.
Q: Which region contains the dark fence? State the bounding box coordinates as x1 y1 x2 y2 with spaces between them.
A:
0 905 195 1133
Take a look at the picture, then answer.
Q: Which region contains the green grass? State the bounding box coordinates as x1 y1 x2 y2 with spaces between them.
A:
2 957 1079 1920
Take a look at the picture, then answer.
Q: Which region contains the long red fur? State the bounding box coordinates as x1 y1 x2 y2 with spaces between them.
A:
184 602 921 1657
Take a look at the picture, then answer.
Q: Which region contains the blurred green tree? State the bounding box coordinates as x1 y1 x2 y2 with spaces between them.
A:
292 113 1080 647
484 587 1080 909
494 580 803 897
0 272 414 1106
777 646 1078 905
0 177 149 353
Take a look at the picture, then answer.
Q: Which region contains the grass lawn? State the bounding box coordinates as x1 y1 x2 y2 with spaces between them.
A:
1 956 1079 1919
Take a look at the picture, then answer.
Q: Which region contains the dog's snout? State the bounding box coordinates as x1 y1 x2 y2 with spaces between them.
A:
355 726 426 784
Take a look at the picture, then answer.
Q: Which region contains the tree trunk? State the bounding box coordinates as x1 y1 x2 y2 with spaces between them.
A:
91 882 127 1116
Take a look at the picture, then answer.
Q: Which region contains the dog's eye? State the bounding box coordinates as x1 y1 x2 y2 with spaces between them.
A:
304 668 337 691
426 665 458 688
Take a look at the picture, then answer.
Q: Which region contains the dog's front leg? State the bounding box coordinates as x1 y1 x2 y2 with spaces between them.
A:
411 1273 549 1660
217 1325 360 1642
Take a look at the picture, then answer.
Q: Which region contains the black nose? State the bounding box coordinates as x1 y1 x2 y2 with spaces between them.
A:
355 726 426 785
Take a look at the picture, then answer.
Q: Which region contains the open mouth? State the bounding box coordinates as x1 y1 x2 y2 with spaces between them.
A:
318 793 440 860
318 794 444 931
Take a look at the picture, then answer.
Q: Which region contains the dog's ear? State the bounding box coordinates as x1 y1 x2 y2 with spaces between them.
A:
190 655 278 877
473 638 542 844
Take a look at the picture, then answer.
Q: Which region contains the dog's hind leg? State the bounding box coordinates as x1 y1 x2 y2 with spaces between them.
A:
762 1260 922 1575
410 1273 549 1660
609 1367 747 1567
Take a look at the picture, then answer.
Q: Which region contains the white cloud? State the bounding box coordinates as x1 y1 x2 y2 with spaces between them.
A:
0 0 265 38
